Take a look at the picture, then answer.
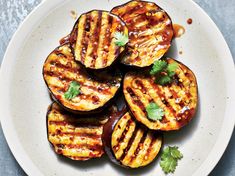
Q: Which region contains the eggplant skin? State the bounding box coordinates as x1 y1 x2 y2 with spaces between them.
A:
43 44 122 114
69 10 129 70
103 109 162 168
46 102 113 160
123 58 198 131
111 0 174 67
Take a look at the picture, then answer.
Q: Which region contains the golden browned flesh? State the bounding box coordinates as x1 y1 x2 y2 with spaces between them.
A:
43 44 122 113
111 0 174 67
70 10 128 69
47 102 109 160
111 112 162 168
123 58 198 131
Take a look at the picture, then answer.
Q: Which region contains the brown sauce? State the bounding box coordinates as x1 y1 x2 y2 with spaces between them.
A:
70 10 77 20
187 18 193 25
59 34 71 45
173 24 185 38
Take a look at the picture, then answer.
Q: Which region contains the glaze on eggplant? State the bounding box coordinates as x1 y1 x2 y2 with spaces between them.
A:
123 58 198 131
47 102 111 160
69 10 128 69
103 109 162 168
43 44 122 114
111 0 174 67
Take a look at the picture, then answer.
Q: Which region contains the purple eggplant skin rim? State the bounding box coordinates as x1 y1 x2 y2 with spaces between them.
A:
67 9 129 71
46 102 109 161
110 0 174 68
42 43 123 115
102 104 128 167
102 105 164 169
123 58 199 131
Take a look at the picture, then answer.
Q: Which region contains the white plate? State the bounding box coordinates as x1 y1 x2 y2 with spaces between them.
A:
0 0 234 175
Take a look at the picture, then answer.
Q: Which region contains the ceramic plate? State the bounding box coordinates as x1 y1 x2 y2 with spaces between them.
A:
0 0 234 175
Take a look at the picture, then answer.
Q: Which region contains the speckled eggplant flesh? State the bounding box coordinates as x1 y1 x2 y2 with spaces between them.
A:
69 10 129 69
103 108 162 168
111 0 174 67
123 58 198 131
43 44 122 114
46 102 115 160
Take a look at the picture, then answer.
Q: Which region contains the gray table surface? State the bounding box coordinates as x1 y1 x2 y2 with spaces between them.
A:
0 0 234 175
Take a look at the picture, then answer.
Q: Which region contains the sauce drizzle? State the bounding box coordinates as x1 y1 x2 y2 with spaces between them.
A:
173 24 185 38
187 18 193 25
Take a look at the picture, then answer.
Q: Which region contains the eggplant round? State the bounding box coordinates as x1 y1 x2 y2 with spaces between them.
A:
69 10 129 70
43 44 122 114
123 58 198 131
103 109 162 168
111 0 174 67
47 102 113 160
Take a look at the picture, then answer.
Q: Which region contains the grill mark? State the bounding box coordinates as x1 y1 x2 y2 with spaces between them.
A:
150 81 177 118
170 86 187 105
44 69 113 95
119 125 139 161
134 79 147 94
48 61 80 74
52 131 101 139
57 143 103 151
130 14 149 31
176 73 192 99
102 15 113 66
49 121 103 127
122 3 148 20
49 112 106 124
84 83 112 94
44 70 77 82
113 2 172 67
129 129 148 164
126 87 146 114
134 79 176 122
113 118 133 151
145 133 157 160
89 11 102 68
50 82 112 96
80 14 91 63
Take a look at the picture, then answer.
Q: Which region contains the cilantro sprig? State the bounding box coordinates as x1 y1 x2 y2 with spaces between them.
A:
146 102 165 121
114 32 128 47
150 60 178 86
160 146 183 174
64 81 80 100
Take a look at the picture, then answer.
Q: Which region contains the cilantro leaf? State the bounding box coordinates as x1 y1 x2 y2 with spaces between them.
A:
160 146 183 174
64 81 80 100
150 60 179 86
160 155 177 174
114 32 128 46
167 62 178 73
150 60 168 75
146 102 164 121
170 147 183 159
155 75 172 85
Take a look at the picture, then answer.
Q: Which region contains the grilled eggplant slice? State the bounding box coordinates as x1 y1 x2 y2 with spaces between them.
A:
43 44 122 114
47 102 111 160
69 10 128 69
123 58 198 131
111 0 174 67
103 110 162 168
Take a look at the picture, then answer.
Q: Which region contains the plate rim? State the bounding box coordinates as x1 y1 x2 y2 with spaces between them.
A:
0 0 234 176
